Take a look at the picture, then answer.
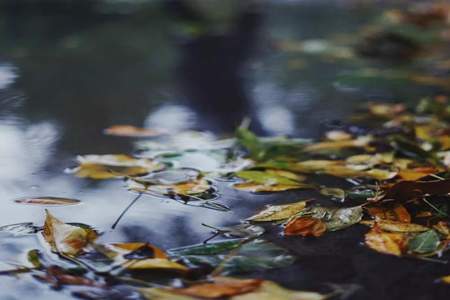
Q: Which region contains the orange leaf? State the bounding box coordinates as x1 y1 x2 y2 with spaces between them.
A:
104 125 166 137
366 204 411 223
173 277 262 299
284 217 327 237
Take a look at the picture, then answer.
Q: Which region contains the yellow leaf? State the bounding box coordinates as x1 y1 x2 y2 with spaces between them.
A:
122 258 188 271
42 210 96 256
70 154 163 179
365 228 407 257
246 200 308 222
361 220 429 233
232 281 326 300
303 136 372 152
233 182 313 193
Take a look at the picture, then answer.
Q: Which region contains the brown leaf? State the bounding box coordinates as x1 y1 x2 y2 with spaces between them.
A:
361 219 428 233
382 179 450 201
14 197 81 206
173 277 262 299
284 217 327 237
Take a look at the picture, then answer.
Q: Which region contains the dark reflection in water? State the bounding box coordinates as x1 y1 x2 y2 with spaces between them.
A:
0 1 448 300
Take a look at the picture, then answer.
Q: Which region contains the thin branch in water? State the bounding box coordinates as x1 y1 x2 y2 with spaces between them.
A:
111 193 143 229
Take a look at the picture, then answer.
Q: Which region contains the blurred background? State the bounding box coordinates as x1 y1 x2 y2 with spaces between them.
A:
0 1 449 299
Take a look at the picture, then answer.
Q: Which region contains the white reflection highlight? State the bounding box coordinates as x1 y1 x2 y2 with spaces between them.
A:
0 64 17 90
258 105 294 135
0 122 58 181
144 104 195 132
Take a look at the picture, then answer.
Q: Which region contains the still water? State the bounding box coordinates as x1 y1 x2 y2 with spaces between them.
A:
0 1 447 299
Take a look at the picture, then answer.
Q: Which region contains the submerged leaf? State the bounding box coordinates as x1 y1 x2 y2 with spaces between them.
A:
246 200 308 222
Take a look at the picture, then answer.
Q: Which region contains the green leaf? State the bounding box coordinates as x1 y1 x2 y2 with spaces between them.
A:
408 230 440 254
235 170 301 186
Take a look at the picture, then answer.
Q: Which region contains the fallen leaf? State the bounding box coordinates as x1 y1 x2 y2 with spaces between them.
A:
361 219 429 233
14 196 81 206
246 200 308 222
382 179 450 201
42 210 97 256
232 280 326 300
70 154 164 179
284 217 327 237
365 227 408 256
366 204 411 223
408 230 440 254
172 277 262 299
233 182 313 193
104 125 166 137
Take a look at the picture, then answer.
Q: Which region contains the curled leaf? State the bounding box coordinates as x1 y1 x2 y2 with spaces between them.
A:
408 230 440 254
361 219 429 233
42 210 97 256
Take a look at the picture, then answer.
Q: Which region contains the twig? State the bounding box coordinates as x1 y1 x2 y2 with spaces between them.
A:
111 193 143 229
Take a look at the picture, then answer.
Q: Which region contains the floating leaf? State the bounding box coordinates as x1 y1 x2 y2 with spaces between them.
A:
104 125 166 137
69 154 164 179
96 242 187 272
42 210 97 256
246 200 308 222
14 196 81 206
361 219 429 233
303 136 373 153
232 280 326 300
233 170 312 193
284 217 327 237
325 206 363 231
382 179 450 201
366 204 411 223
171 277 262 299
365 228 408 256
233 181 314 193
408 230 440 254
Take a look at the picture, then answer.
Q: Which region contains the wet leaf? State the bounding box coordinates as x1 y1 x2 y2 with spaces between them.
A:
246 200 308 222
298 205 363 231
171 277 262 299
319 188 346 202
27 249 43 269
325 206 363 231
366 204 411 223
104 125 166 137
34 265 100 288
14 196 81 206
408 230 440 254
382 179 450 201
284 217 327 237
96 242 187 271
233 182 313 193
361 219 429 233
303 136 373 153
70 154 164 179
232 280 326 300
42 210 97 256
365 227 408 256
